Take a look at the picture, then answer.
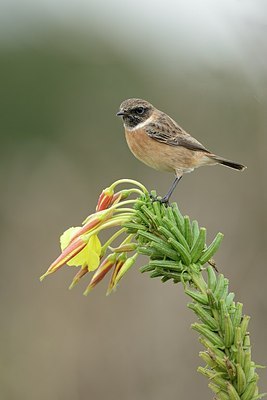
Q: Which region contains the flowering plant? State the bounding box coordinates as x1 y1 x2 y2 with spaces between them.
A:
41 179 265 400
41 179 148 294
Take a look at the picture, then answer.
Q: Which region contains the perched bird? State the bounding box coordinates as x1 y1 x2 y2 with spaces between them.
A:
117 98 246 203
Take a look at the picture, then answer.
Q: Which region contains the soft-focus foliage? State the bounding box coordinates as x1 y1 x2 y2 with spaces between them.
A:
1 2 266 399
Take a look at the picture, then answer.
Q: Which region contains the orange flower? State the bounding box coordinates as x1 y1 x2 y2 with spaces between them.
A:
41 179 149 294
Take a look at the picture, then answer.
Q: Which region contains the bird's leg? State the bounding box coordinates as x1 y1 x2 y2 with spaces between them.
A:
160 175 182 204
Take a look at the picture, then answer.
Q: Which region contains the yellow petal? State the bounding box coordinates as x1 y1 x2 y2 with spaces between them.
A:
66 235 101 270
86 250 100 271
66 244 88 267
88 234 101 255
60 227 81 250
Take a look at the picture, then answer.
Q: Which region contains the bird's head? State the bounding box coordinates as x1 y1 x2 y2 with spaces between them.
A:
117 98 154 129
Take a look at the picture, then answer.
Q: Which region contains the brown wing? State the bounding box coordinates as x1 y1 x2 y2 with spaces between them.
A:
145 113 210 153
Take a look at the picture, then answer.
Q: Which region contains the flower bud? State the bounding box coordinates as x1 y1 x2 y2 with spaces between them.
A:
83 253 117 295
96 187 114 211
227 382 240 400
236 364 246 395
69 266 89 290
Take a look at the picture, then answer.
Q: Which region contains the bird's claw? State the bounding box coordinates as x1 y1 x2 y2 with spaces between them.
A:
149 193 170 206
159 196 170 206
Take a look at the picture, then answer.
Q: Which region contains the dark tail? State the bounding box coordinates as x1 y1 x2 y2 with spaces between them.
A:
209 155 246 171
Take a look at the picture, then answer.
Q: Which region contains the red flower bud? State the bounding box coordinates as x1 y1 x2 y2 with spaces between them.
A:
69 217 101 244
96 188 114 211
40 238 86 280
69 265 89 290
84 254 117 295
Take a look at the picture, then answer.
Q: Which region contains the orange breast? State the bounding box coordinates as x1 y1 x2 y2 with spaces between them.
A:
125 128 174 172
125 128 204 174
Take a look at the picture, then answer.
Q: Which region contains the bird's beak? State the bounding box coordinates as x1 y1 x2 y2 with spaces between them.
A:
116 110 126 116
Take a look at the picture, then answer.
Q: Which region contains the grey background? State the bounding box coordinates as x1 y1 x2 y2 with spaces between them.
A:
1 1 266 399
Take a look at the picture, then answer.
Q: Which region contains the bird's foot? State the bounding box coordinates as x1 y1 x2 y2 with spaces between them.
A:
149 192 170 206
159 195 170 206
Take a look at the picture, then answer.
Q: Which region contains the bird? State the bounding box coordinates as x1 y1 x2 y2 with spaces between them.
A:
116 98 246 203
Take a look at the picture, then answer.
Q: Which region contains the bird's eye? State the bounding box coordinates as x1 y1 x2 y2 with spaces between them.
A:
135 107 145 115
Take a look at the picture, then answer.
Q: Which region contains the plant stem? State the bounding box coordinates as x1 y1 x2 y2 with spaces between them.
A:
128 194 265 400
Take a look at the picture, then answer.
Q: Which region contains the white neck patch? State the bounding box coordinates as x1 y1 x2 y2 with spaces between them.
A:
124 115 154 131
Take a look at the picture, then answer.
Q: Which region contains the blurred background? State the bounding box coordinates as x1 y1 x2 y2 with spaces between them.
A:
1 0 266 399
